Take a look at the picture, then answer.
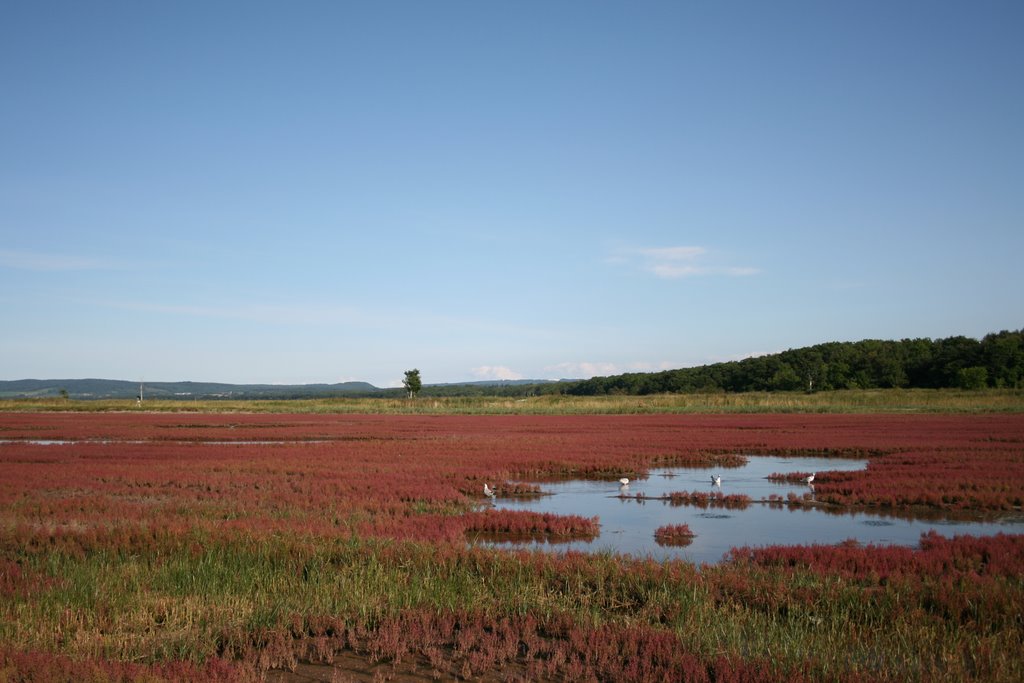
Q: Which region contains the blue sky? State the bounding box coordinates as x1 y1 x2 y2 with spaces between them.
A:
2 1 1021 387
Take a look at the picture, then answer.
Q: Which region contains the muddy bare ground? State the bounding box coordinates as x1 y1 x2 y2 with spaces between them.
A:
266 651 532 682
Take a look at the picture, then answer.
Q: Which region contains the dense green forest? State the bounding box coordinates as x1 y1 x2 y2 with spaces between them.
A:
5 330 1020 401
559 330 1023 396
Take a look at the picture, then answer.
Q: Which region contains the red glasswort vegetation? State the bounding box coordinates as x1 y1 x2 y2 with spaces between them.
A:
728 531 1024 582
811 450 1024 511
0 648 251 683
1 412 1021 550
487 481 544 498
654 523 696 547
2 412 1023 681
464 510 599 541
666 490 753 509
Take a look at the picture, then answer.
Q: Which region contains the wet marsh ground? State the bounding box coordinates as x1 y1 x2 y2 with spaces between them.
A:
1 410 1023 681
487 458 1023 563
3 387 1023 415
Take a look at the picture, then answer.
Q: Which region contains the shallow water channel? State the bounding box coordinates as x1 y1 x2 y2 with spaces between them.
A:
484 456 1023 565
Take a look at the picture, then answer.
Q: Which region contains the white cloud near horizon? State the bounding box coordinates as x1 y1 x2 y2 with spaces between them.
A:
471 365 525 381
625 360 679 372
636 246 707 260
549 356 774 379
545 361 622 378
613 245 759 279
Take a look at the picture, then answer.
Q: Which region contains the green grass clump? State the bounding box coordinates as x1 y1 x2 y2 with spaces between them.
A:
2 388 1023 414
3 533 1021 681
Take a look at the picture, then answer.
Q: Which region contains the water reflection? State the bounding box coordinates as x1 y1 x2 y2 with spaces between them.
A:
485 456 1022 564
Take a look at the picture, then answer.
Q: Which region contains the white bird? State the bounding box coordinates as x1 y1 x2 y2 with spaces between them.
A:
805 472 816 485
711 474 722 486
618 477 630 487
483 483 496 498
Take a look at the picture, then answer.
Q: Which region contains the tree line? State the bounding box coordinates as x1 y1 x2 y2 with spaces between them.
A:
560 329 1024 396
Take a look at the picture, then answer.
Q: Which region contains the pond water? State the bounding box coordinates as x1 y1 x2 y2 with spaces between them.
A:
484 456 1023 564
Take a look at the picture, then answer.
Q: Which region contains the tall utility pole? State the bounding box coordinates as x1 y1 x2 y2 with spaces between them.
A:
139 379 144 404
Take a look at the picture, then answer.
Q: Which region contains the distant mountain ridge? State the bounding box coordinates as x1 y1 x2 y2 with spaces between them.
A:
0 378 381 400
4 330 1019 399
0 377 563 400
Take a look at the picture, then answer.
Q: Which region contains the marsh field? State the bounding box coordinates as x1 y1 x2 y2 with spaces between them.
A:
4 388 1024 415
1 392 1023 681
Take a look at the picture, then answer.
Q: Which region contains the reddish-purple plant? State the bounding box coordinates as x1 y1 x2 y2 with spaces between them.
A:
667 490 752 509
654 523 696 547
463 509 599 540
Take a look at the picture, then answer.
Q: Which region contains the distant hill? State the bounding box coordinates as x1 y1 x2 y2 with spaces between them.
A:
0 377 565 400
3 330 1019 400
425 379 561 388
0 378 382 400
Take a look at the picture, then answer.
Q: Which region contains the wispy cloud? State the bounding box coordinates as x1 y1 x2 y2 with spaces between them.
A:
471 365 524 381
625 360 679 372
0 248 120 271
545 361 622 379
612 245 759 279
636 246 707 260
545 360 683 379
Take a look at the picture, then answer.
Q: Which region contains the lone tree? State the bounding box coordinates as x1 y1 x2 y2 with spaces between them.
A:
403 369 422 398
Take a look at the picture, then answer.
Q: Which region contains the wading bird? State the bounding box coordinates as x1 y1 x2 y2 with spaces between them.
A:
618 478 630 490
483 483 496 499
805 472 816 485
711 474 722 486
